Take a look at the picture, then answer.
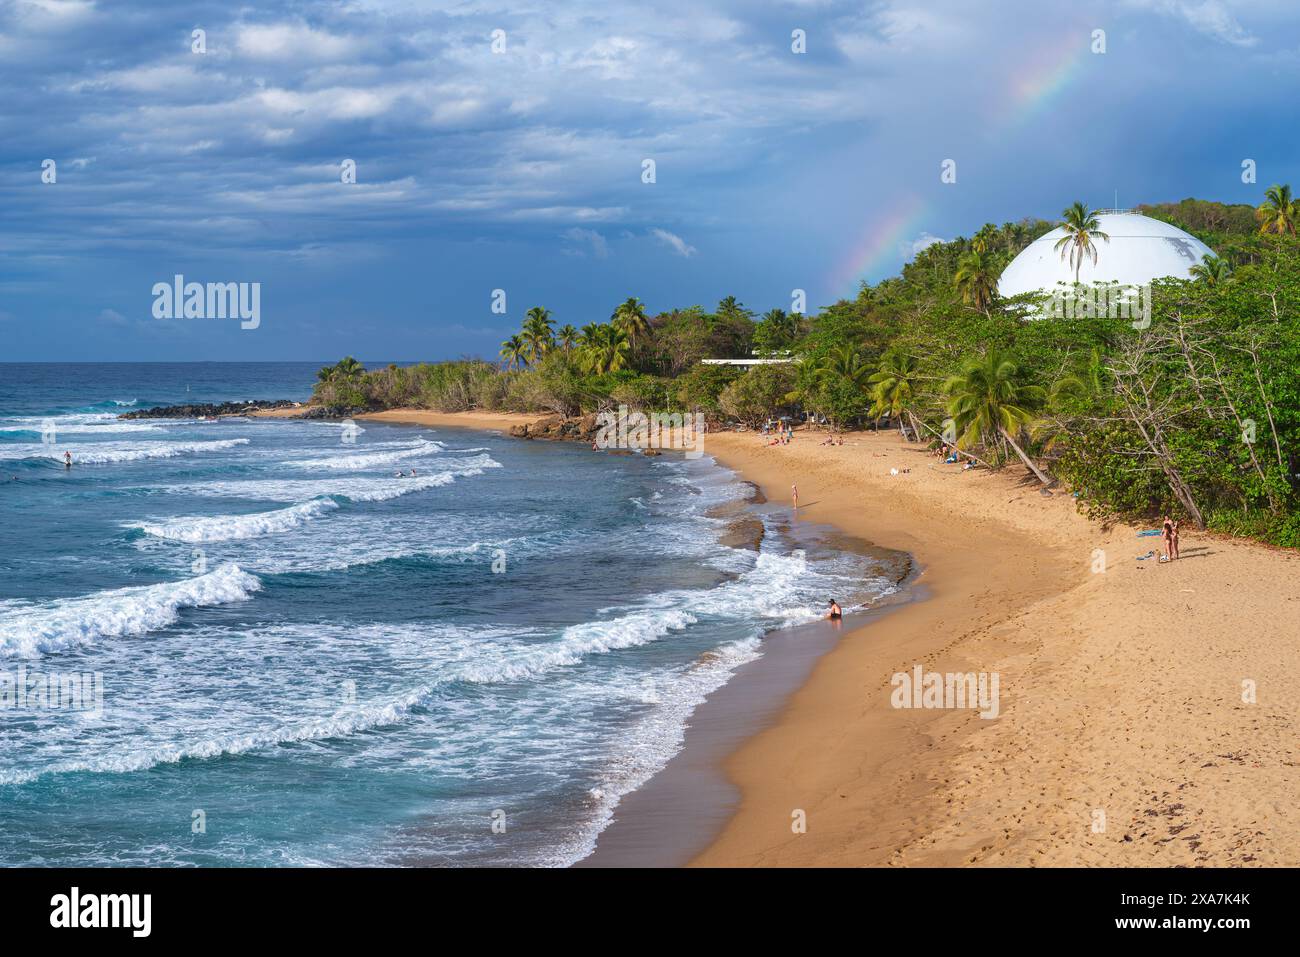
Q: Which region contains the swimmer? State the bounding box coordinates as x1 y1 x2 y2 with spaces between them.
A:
64 451 72 469
826 599 842 620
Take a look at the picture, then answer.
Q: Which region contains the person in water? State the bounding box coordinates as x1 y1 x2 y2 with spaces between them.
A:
826 600 842 620
63 451 72 469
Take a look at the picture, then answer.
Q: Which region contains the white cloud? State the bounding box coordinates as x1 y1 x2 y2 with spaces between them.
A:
236 23 361 61
649 227 696 257
1127 0 1258 46
561 227 609 258
902 232 945 257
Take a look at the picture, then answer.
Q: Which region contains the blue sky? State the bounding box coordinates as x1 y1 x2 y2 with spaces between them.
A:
1 0 1297 361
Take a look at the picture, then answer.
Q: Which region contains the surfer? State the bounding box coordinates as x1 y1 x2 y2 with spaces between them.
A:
64 451 72 469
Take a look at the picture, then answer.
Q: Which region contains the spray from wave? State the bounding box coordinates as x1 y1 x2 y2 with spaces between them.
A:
126 499 339 543
0 564 261 658
0 438 250 464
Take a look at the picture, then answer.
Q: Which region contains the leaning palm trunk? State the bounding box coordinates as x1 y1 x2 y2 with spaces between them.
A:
906 410 923 443
1000 427 1053 486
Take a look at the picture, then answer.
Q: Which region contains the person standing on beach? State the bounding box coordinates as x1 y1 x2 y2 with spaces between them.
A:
791 483 798 509
1170 519 1181 560
1161 515 1176 561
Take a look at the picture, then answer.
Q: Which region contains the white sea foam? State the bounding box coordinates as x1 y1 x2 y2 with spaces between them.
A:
0 564 261 658
0 438 249 464
159 454 500 502
553 636 765 866
285 439 443 470
127 499 340 543
0 412 165 435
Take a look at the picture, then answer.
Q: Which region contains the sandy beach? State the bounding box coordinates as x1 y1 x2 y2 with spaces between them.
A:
695 429 1300 867
284 409 1300 867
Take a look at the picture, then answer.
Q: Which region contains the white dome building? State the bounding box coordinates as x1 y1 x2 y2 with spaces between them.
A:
998 210 1215 297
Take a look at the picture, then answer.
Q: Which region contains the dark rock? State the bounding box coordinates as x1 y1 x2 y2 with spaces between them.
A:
119 399 302 420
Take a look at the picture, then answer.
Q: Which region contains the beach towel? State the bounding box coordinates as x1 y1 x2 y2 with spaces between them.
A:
1135 551 1155 560
1137 530 1161 537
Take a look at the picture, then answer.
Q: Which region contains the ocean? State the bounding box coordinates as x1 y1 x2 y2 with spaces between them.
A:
0 363 899 866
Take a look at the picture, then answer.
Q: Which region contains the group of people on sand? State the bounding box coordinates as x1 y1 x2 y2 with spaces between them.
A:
819 433 844 446
763 420 795 445
935 441 976 471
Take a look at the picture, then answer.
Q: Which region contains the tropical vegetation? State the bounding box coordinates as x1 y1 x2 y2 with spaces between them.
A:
312 191 1300 546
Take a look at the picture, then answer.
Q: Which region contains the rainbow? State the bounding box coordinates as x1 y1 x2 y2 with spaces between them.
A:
999 29 1092 134
825 194 930 299
825 31 1094 298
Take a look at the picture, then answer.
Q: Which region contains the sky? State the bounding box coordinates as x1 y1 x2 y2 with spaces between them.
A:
0 0 1297 361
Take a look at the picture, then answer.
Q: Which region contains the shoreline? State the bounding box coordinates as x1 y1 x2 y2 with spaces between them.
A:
268 408 1300 866
692 430 1300 866
580 492 917 867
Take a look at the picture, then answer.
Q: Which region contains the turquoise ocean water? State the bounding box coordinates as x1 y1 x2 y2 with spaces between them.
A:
0 363 893 866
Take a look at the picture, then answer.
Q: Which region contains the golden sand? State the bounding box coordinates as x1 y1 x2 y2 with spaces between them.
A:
693 429 1300 867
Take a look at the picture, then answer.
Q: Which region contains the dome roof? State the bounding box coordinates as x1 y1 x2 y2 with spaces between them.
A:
998 211 1215 297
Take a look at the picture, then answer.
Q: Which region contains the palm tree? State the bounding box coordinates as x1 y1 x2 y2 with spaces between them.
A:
499 335 526 370
317 356 365 382
1255 183 1297 237
954 249 1000 312
611 297 650 345
1002 221 1028 253
556 324 579 353
579 324 630 374
521 307 554 365
1189 254 1233 286
944 352 1051 485
1054 202 1110 283
971 223 999 254
715 296 752 323
868 349 922 439
759 308 797 350
823 343 873 388
784 356 826 417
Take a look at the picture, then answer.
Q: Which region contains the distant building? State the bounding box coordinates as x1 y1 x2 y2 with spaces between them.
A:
998 210 1216 297
700 358 795 367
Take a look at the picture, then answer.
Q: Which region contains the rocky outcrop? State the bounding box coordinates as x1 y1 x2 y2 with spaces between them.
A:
119 399 300 419
507 414 668 456
298 405 370 420
508 414 600 441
